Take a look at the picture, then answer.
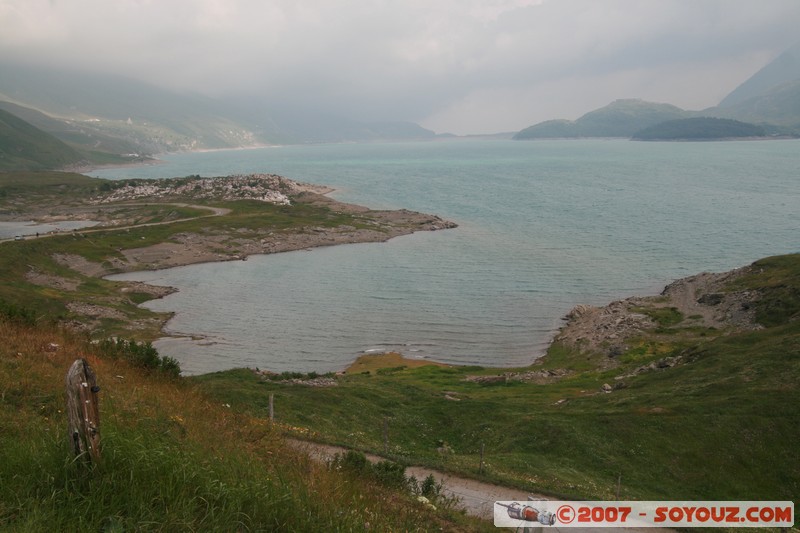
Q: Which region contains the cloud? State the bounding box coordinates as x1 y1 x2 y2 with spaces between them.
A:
1 0 799 133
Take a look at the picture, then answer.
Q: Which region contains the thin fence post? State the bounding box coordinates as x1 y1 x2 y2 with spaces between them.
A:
616 472 622 499
479 442 485 474
269 393 274 423
65 358 101 462
383 417 389 454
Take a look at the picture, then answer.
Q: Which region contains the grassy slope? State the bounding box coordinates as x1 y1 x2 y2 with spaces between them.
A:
0 109 85 171
195 254 800 503
0 318 486 531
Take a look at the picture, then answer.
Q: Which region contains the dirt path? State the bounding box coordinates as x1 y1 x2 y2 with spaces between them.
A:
0 203 230 244
288 438 544 520
287 439 673 532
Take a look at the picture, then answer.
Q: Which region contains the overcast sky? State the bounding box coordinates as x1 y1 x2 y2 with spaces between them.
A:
1 0 799 134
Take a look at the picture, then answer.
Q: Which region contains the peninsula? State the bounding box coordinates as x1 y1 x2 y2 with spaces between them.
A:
0 171 456 340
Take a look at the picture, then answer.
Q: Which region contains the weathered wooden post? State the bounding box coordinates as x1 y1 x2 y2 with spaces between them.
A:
269 393 274 423
65 358 101 462
383 417 389 454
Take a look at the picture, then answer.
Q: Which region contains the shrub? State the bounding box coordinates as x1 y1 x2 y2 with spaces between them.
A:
0 299 37 326
98 338 181 377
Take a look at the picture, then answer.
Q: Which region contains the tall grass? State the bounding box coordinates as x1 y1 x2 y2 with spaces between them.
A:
0 319 478 531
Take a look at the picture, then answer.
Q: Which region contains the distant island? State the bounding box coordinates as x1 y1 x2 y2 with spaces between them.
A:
631 117 767 141
513 99 691 139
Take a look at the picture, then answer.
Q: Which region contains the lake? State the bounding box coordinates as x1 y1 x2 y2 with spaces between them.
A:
96 138 800 374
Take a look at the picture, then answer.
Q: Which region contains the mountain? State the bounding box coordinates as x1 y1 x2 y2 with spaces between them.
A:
708 80 800 132
719 41 800 108
0 107 85 170
252 106 436 144
516 42 800 140
0 100 147 157
514 99 690 139
704 42 800 132
0 64 260 154
632 117 767 141
0 64 437 151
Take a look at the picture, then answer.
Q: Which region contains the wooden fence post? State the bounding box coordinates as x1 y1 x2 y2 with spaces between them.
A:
65 358 101 462
383 417 389 454
269 393 274 423
479 442 485 474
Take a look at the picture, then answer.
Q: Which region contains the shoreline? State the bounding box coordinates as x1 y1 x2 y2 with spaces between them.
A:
104 191 456 274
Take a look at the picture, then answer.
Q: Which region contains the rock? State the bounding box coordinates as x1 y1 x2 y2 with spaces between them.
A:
565 304 594 320
607 345 624 358
601 383 613 393
656 356 679 369
698 293 724 306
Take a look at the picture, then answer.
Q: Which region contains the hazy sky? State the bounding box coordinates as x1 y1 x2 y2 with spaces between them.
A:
1 0 799 134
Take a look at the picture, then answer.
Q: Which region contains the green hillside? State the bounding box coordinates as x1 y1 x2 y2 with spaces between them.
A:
0 108 85 170
0 100 152 157
0 64 257 153
199 254 800 504
632 117 767 141
514 99 690 139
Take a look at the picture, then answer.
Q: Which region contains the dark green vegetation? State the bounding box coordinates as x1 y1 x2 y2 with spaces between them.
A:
0 107 135 170
0 108 85 170
632 117 767 141
196 254 800 504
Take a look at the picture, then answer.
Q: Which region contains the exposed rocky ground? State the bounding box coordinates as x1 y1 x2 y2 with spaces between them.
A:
92 173 328 205
551 265 761 361
463 264 763 385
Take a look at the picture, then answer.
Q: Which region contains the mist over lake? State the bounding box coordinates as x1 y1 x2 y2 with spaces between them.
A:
98 139 800 374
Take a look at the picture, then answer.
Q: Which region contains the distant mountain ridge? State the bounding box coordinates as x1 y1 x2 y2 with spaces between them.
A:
0 63 436 154
515 41 800 140
719 42 800 108
0 107 85 170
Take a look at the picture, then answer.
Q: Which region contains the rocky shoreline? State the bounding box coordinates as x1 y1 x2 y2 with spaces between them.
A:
115 193 457 272
53 174 457 275
551 264 761 362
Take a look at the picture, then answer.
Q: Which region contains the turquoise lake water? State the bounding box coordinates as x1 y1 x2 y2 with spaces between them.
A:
96 139 800 374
